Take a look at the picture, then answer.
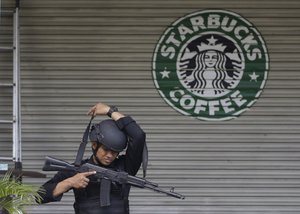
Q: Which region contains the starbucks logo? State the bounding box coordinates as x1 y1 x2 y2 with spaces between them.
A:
152 10 269 121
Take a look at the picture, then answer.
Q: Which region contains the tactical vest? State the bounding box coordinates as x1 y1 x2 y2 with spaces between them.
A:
73 158 130 214
74 196 129 214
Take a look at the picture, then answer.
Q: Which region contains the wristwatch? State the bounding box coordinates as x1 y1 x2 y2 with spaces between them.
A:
107 106 118 117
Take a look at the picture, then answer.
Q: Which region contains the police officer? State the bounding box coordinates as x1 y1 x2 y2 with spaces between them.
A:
39 102 146 214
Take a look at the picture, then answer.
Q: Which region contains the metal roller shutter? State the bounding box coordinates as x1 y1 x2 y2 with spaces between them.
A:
1 0 300 213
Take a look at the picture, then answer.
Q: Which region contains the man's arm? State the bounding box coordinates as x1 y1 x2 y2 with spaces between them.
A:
40 170 95 203
112 115 145 175
52 171 96 197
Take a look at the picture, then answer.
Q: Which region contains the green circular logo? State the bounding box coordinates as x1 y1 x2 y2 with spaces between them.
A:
152 10 269 121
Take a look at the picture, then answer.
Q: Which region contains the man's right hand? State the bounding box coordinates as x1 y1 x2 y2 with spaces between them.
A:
52 171 96 197
66 171 96 189
87 103 110 116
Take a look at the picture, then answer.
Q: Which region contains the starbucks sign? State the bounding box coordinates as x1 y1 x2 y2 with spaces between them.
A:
152 10 269 121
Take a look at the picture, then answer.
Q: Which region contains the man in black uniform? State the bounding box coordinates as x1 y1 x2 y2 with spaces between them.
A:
39 102 146 214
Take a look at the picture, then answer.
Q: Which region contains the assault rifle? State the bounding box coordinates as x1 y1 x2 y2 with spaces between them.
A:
43 156 185 206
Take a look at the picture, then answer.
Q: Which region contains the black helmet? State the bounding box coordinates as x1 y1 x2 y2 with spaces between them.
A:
89 119 127 152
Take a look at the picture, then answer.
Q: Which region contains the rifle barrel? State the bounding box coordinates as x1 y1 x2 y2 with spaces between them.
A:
144 184 185 200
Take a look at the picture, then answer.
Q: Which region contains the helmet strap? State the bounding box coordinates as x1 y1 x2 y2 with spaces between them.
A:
92 143 102 165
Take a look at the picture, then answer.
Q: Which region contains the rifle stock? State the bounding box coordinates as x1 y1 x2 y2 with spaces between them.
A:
43 156 77 172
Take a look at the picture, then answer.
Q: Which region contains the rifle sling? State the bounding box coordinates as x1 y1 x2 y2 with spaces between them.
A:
142 143 148 178
74 116 94 166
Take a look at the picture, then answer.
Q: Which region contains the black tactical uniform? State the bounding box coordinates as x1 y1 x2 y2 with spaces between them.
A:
39 116 146 214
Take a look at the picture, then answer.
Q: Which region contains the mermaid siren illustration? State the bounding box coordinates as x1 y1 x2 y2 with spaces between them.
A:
178 35 244 99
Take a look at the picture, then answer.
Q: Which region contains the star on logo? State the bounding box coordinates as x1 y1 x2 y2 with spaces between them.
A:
160 67 171 79
207 36 218 46
249 71 259 82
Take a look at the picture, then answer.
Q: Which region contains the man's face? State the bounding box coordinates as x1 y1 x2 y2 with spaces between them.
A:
92 143 119 166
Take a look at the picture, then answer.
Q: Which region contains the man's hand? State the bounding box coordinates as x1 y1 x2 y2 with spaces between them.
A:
52 171 96 197
66 171 96 189
87 102 125 120
87 103 110 116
